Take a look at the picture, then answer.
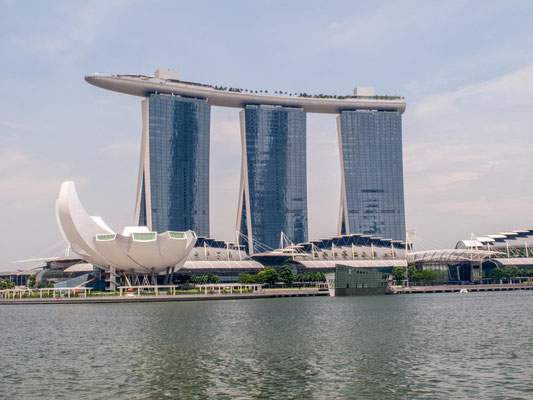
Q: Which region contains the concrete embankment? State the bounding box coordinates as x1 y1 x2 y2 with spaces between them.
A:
0 289 328 305
389 283 533 295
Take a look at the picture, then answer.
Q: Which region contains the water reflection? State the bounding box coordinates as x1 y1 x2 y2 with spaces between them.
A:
1 292 532 399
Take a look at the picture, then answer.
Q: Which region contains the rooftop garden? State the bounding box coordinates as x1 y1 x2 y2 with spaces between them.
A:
211 85 403 100
113 73 404 101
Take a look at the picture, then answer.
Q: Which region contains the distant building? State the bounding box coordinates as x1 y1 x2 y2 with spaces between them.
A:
326 265 393 296
135 93 210 236
456 229 533 256
0 269 41 286
399 229 533 284
455 229 533 281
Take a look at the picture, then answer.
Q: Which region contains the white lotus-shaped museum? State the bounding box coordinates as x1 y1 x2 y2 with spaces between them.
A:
56 181 196 273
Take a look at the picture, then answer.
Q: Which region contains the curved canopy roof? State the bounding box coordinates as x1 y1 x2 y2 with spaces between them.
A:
64 263 94 273
456 229 533 249
488 257 533 267
296 259 407 269
181 260 263 270
408 249 502 263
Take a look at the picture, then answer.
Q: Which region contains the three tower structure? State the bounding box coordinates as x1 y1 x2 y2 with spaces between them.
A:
86 70 407 253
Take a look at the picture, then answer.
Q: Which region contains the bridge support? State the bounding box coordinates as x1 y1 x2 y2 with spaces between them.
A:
150 267 156 286
169 266 176 284
108 266 117 292
163 266 170 285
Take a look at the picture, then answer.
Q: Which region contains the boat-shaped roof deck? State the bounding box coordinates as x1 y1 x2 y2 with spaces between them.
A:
85 73 406 115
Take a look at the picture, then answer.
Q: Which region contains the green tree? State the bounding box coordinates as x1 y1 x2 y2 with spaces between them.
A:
393 267 406 281
490 266 522 281
303 272 325 283
315 272 326 282
0 280 15 289
262 267 278 285
503 265 519 279
407 267 437 282
521 268 533 277
205 274 220 284
279 265 294 286
407 266 419 282
342 250 348 259
27 274 36 288
418 269 437 282
238 273 254 284
255 270 267 284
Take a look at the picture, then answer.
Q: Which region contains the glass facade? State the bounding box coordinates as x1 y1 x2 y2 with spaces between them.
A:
239 105 308 252
339 110 405 241
138 94 210 236
333 265 392 295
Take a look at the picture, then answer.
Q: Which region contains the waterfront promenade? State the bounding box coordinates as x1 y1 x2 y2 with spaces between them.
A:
2 283 533 304
390 283 533 294
0 288 327 305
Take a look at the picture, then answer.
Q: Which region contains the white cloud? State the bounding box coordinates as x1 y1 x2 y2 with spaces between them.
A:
436 171 481 185
433 195 533 216
412 63 533 120
404 140 533 197
319 1 466 52
5 0 138 63
0 119 56 133
405 63 533 244
0 148 82 209
211 118 241 146
209 109 243 241
100 140 139 158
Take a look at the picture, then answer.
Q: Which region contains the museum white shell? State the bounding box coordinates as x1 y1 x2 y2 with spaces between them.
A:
56 181 196 273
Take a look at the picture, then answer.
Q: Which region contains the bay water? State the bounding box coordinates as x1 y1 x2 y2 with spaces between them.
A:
1 291 532 399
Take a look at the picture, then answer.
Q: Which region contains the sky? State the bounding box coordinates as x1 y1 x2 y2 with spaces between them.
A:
1 0 533 270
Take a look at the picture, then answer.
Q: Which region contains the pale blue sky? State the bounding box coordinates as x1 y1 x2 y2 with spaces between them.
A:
1 0 533 269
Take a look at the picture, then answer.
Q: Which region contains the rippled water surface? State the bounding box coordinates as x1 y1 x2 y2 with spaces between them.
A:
1 292 532 399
